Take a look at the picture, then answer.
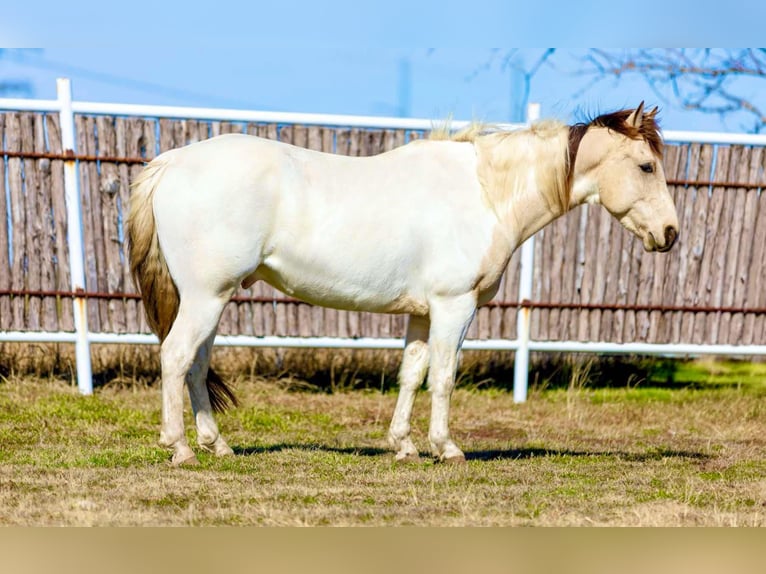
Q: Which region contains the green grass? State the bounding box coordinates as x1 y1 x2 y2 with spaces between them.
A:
0 364 765 526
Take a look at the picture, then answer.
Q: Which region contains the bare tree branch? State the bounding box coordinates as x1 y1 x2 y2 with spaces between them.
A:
578 49 766 132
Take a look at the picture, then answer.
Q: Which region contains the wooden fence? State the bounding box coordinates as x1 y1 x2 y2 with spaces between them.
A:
1 111 765 346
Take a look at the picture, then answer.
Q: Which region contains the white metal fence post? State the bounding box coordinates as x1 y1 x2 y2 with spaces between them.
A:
57 78 93 395
512 103 541 403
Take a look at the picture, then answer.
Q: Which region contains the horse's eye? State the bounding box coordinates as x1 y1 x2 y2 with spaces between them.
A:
640 162 654 173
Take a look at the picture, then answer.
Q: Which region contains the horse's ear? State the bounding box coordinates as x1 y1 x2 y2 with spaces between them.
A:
627 101 645 128
647 105 659 118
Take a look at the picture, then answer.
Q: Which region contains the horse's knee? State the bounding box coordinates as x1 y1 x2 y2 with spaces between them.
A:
399 341 429 388
404 340 428 365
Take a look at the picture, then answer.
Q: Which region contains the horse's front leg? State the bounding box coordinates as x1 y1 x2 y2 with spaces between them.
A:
426 294 477 463
388 315 430 462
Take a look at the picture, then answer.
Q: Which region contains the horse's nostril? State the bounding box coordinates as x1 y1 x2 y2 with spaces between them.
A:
664 226 678 249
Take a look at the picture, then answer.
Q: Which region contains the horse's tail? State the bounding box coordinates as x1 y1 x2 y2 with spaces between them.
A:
127 156 238 413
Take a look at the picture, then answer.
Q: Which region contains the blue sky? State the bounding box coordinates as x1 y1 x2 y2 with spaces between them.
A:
2 2 765 133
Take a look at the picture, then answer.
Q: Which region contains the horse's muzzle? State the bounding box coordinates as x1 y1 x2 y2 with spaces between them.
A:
656 225 678 253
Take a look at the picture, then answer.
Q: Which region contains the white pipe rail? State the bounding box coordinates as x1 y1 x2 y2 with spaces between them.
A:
3 330 766 358
4 93 766 146
2 79 766 400
56 79 93 395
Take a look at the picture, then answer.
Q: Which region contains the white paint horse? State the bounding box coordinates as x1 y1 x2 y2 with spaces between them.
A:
128 102 679 466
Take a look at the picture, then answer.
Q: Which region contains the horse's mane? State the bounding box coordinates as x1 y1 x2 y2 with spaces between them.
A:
428 121 494 143
432 120 571 217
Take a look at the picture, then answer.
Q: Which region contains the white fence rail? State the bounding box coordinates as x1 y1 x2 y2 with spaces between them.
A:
3 78 766 400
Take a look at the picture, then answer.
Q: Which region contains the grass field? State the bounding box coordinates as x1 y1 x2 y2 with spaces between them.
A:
1 360 765 526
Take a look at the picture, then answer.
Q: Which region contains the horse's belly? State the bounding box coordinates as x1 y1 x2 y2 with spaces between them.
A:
251 259 428 316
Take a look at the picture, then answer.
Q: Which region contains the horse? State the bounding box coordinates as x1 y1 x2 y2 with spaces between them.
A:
127 101 679 466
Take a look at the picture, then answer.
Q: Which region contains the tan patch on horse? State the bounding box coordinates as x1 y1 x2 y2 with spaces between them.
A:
474 123 571 218
474 226 513 306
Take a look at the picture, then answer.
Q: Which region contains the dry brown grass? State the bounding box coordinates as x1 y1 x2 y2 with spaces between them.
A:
1 373 765 526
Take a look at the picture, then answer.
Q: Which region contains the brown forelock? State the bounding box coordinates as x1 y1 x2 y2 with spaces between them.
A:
588 107 664 157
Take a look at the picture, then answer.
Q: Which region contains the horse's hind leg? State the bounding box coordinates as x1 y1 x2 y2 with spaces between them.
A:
187 333 234 457
388 315 430 462
159 293 230 466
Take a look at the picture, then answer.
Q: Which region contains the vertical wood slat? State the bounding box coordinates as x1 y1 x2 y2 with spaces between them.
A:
0 114 10 330
575 206 597 341
544 216 564 340
531 226 549 340
116 118 136 333
562 209 580 341
583 206 614 341
677 145 708 343
75 115 102 332
35 115 58 331
497 250 521 340
96 116 127 333
725 146 756 344
661 145 685 343
742 147 766 344
620 213 642 343
589 207 613 340
121 117 157 334
6 113 26 330
715 147 744 343
20 114 42 330
45 114 74 331
701 146 734 344
690 144 717 344
651 144 701 343
755 148 766 344
600 209 624 342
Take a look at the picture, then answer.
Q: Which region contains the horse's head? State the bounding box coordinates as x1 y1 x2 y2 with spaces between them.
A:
570 102 679 252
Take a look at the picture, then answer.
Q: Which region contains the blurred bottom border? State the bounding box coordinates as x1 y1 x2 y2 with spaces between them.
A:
1 528 765 574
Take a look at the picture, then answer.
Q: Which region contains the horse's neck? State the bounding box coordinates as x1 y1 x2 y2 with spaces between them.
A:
476 127 572 250
506 184 570 248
